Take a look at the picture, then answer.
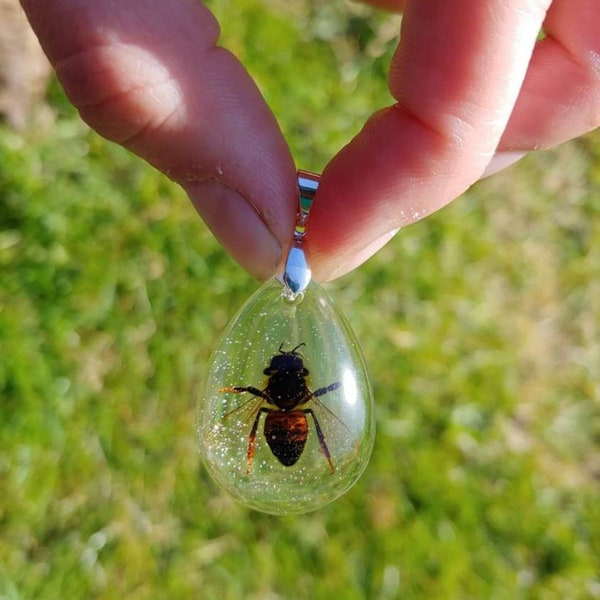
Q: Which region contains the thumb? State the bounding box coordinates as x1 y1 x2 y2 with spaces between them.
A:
22 0 297 279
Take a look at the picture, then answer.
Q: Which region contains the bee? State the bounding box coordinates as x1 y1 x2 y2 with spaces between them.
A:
219 343 341 474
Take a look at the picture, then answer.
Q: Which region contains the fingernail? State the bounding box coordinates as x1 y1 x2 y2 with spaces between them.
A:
481 151 526 178
316 228 400 282
187 180 281 280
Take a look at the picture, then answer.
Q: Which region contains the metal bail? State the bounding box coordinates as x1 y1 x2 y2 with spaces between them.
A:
282 170 320 295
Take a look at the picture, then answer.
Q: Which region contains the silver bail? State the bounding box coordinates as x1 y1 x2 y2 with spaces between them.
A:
283 246 311 294
282 171 320 295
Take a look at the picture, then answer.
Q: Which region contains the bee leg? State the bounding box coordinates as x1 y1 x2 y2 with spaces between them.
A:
218 386 267 399
311 381 341 397
304 409 335 474
247 407 271 475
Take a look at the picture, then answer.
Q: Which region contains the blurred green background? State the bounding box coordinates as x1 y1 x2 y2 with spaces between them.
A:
1 1 598 598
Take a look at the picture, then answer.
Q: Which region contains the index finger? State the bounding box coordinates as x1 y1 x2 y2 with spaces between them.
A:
308 0 551 281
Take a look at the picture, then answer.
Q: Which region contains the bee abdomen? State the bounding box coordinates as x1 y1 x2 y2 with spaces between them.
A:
264 411 308 466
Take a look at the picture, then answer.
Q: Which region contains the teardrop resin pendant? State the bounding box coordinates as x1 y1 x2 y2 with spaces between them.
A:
198 172 374 515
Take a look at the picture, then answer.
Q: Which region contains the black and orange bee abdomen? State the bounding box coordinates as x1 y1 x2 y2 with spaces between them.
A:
264 411 308 466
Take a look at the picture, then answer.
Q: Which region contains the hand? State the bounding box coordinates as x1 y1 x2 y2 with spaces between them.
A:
21 0 600 281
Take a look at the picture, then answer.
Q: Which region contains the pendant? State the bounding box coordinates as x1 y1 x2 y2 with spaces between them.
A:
198 171 375 515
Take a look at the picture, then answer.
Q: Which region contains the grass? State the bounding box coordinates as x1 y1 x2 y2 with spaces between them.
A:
1 1 598 598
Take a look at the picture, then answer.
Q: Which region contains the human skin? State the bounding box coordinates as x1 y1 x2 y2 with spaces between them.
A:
20 0 600 281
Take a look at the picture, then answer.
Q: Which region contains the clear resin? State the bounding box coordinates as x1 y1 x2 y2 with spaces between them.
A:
198 279 375 515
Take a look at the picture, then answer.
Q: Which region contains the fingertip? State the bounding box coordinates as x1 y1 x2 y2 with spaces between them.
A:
305 106 461 281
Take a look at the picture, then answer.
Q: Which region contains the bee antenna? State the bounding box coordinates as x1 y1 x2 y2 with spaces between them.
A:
278 342 306 354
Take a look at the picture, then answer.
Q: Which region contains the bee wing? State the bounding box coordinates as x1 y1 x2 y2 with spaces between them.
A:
221 390 265 427
310 395 353 439
306 394 361 466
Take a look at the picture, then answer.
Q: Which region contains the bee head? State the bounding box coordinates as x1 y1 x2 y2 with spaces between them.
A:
263 343 308 376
